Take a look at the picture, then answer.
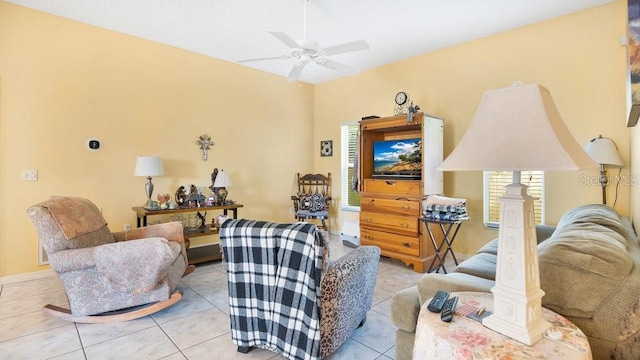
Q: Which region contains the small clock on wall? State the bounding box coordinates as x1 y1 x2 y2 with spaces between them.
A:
394 91 411 115
320 140 333 157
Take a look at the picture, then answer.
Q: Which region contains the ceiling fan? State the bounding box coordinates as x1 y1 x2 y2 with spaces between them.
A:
237 0 370 82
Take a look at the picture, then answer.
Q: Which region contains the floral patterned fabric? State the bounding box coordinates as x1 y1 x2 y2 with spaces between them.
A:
26 197 188 316
39 196 108 239
413 292 592 360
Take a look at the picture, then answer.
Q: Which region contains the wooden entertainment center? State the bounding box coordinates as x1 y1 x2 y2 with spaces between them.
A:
358 112 443 272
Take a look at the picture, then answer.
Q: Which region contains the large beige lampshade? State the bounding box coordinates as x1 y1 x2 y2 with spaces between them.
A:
438 83 597 172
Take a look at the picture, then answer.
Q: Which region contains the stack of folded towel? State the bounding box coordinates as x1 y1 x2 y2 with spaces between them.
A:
422 195 470 222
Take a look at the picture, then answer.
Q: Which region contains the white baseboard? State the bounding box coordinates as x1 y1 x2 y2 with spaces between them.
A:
0 269 56 285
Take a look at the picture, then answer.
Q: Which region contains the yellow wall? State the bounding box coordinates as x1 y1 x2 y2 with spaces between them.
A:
318 0 630 255
0 1 631 277
0 2 315 277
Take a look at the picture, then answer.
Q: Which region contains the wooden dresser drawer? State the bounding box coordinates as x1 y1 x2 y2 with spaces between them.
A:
363 179 421 196
360 211 418 236
361 228 420 257
360 197 420 216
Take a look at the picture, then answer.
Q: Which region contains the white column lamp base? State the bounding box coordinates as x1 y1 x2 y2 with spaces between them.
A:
482 180 551 345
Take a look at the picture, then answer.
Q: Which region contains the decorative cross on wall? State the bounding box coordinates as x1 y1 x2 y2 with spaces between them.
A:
196 134 214 161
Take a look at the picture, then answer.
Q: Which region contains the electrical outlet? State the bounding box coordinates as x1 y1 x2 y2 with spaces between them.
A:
124 224 131 231
21 169 38 181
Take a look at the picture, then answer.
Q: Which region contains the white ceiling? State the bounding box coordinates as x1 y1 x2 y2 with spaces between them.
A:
6 0 614 84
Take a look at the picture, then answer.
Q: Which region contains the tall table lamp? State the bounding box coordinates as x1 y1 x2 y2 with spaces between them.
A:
213 169 233 204
584 135 624 205
134 156 164 208
438 83 597 345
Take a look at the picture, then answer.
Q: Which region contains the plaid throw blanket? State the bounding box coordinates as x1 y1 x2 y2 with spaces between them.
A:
423 212 471 222
424 204 467 213
220 219 324 360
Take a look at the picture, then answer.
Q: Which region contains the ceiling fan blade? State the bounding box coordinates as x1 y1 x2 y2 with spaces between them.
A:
316 58 357 74
321 40 370 56
237 55 290 63
269 31 300 49
287 60 310 82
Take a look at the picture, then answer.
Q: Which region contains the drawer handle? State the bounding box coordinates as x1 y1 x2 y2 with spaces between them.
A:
385 181 397 185
399 222 410 228
364 217 373 223
365 200 375 207
402 242 412 247
400 205 411 210
364 235 375 240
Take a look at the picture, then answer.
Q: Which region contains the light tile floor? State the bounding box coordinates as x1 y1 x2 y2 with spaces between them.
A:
0 233 465 360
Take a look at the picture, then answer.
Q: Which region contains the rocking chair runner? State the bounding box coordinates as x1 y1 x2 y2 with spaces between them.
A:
27 196 194 323
291 173 331 230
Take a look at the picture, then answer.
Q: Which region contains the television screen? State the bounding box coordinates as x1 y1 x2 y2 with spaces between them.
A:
372 138 422 180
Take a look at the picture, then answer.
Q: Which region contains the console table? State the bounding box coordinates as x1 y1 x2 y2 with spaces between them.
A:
413 292 592 359
132 204 243 265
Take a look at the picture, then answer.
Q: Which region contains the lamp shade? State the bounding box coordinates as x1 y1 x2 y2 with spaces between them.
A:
213 169 233 187
438 83 597 172
584 135 624 167
134 156 165 177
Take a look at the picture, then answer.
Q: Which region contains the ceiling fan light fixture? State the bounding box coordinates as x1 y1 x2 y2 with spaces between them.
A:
297 39 319 51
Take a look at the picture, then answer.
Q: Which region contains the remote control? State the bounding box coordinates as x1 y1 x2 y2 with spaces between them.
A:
440 296 458 322
427 290 450 313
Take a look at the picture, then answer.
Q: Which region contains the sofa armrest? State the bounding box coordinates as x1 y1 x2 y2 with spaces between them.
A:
391 286 421 332
536 224 556 243
417 272 494 305
320 246 381 354
113 222 185 243
93 237 177 293
47 247 97 273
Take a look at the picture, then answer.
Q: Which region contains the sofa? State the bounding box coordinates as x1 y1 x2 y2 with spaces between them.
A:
391 204 640 360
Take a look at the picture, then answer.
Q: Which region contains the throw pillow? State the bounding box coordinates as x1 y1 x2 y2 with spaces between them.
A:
298 193 327 212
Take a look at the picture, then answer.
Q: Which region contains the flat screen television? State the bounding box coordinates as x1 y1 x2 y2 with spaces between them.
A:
372 138 422 180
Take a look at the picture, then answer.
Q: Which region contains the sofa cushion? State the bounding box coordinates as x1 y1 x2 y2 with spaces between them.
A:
453 252 496 280
476 238 498 255
539 205 633 318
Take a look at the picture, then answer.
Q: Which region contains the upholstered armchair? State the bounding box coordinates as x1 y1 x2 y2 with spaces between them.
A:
219 218 381 360
27 196 193 323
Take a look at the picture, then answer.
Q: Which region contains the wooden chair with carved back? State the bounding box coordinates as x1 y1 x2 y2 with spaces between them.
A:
291 173 331 230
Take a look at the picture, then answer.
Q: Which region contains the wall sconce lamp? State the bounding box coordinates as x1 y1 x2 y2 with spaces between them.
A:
584 135 624 205
134 156 165 208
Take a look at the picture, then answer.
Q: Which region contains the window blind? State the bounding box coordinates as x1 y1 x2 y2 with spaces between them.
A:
483 170 544 227
341 123 361 210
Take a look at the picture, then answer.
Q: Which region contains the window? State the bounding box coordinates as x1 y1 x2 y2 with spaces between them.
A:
483 171 545 227
341 122 360 211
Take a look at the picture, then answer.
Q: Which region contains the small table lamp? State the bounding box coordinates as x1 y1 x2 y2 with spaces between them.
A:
438 83 596 345
213 169 233 204
584 135 624 205
134 156 164 208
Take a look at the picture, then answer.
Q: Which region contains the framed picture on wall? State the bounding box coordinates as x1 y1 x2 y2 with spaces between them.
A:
628 0 640 126
321 140 333 157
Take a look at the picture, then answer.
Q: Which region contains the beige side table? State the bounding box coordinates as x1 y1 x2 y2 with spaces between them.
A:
413 292 592 360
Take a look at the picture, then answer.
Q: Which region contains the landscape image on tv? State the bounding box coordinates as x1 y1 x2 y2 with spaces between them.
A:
373 138 422 178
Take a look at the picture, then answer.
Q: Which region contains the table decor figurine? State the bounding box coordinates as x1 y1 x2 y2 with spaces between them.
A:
157 193 171 209
175 186 188 207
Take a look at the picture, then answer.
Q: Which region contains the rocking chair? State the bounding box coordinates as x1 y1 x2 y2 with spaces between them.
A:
291 173 331 230
27 196 194 323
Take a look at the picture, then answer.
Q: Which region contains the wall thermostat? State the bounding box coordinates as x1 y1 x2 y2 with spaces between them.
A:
85 138 101 152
